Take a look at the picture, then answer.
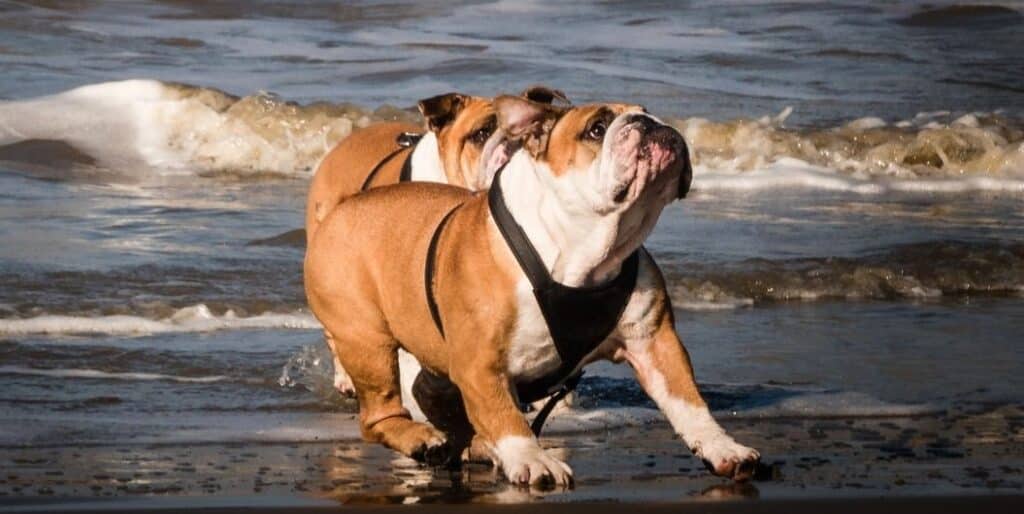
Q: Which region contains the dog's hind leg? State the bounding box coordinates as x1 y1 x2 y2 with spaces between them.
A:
331 327 452 466
411 369 496 466
323 330 356 396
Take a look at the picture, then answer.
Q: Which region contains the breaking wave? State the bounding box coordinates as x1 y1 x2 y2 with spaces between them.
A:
0 80 415 177
674 108 1024 192
1 80 1022 189
3 242 1022 325
663 240 1024 310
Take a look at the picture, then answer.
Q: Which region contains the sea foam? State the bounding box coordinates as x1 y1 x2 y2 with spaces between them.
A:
0 80 413 177
0 303 320 336
0 365 229 384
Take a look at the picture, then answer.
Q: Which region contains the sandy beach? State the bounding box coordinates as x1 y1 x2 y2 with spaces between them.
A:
2 403 1022 508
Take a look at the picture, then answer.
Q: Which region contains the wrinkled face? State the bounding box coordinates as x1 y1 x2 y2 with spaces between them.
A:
419 87 570 190
496 97 692 216
431 97 506 190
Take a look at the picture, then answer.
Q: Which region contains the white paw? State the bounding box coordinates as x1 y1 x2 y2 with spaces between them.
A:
493 436 573 488
694 435 760 481
332 361 356 396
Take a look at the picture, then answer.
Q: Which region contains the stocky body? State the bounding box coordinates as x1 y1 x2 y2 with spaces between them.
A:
305 97 759 487
305 89 565 396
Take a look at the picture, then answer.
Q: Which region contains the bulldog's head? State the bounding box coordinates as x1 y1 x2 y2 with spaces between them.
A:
494 94 691 226
417 86 569 190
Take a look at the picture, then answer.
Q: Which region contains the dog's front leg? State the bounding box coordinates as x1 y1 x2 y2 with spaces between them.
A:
449 355 573 488
617 312 760 481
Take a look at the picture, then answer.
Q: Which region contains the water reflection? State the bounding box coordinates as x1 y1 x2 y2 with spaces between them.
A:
322 442 574 504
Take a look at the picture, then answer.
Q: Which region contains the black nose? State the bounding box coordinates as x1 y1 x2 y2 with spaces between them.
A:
628 114 659 133
647 124 684 150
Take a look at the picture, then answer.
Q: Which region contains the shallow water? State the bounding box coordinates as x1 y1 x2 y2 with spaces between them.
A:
1 0 1023 453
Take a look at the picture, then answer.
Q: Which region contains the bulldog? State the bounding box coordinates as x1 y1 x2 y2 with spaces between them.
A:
304 96 760 487
306 85 569 244
306 86 568 394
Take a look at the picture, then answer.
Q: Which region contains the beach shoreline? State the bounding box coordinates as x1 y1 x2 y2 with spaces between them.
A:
2 405 1021 508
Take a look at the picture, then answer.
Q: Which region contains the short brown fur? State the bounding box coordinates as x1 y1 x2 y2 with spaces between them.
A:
304 96 495 246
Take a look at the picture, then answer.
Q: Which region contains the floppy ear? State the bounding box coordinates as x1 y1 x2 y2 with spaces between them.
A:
494 95 563 157
520 85 570 106
677 141 693 199
418 92 469 132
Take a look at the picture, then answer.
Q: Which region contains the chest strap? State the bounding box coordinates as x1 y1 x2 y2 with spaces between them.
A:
421 165 640 435
359 132 423 191
487 165 640 403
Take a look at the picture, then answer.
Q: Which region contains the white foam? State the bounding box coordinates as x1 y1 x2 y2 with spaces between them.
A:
5 81 1024 189
675 107 1024 192
537 391 939 435
0 80 365 176
697 158 1024 194
0 304 321 336
731 391 940 419
0 80 167 170
0 365 228 384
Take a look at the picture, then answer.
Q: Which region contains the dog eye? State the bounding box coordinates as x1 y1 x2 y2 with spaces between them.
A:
470 123 494 145
586 120 607 140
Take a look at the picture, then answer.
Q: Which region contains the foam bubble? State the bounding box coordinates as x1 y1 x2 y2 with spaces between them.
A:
0 303 320 336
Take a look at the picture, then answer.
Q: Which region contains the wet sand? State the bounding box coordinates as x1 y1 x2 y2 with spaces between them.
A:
1 403 1021 509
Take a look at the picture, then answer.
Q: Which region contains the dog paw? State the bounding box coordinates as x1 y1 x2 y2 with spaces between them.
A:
494 436 573 488
695 436 760 482
410 437 454 467
461 435 496 466
332 366 356 397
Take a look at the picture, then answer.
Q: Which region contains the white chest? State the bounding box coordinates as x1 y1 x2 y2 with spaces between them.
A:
408 133 448 184
506 279 562 382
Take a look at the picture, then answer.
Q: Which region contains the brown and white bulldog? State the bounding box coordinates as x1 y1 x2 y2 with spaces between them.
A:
306 85 569 244
304 96 760 487
306 86 568 394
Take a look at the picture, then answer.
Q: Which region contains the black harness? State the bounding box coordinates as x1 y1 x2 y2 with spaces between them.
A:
422 164 641 435
359 132 422 191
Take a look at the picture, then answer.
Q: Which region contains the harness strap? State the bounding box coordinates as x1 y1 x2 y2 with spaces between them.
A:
359 132 423 192
487 166 552 292
488 164 640 401
421 164 641 437
424 204 463 339
530 371 583 436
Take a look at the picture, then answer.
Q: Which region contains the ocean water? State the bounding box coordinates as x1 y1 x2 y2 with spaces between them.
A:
1 0 1023 448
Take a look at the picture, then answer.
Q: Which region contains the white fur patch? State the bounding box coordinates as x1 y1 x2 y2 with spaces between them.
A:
506 279 562 382
628 345 759 469
397 349 425 421
493 435 573 486
409 132 447 184
331 354 355 395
